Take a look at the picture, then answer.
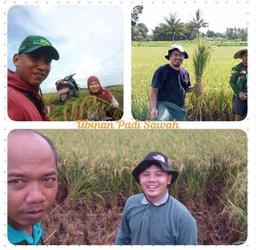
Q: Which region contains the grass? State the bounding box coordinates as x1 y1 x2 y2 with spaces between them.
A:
43 85 123 121
132 40 247 121
38 129 247 245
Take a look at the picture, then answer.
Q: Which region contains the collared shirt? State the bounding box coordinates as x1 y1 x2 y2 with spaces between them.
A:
8 223 44 245
115 192 197 245
141 191 169 206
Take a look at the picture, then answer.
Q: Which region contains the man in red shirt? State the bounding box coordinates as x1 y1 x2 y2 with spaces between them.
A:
8 35 59 121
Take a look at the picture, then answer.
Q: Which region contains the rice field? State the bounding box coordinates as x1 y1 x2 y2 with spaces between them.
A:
43 85 123 121
132 40 247 121
39 129 247 245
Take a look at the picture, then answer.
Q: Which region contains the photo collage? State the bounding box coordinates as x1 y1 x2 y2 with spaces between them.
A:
0 0 255 249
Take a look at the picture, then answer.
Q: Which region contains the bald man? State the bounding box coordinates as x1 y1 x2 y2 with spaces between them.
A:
8 130 58 245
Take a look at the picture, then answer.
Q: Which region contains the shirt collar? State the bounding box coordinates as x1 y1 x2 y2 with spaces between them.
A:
141 191 169 206
8 223 44 245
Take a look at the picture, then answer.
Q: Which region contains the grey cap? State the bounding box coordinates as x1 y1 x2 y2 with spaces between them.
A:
165 44 189 60
132 151 179 185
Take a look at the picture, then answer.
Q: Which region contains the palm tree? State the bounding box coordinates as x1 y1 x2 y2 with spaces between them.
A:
164 12 186 42
190 9 208 39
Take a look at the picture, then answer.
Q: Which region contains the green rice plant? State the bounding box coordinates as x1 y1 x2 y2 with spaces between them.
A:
193 41 212 93
57 158 97 203
222 196 247 244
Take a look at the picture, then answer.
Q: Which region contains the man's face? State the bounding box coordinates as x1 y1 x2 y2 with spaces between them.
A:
89 80 100 94
242 52 248 66
139 165 172 203
8 133 58 234
13 49 52 86
169 49 184 67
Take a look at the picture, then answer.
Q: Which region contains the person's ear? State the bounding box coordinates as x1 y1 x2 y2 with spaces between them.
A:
168 174 172 185
13 53 20 67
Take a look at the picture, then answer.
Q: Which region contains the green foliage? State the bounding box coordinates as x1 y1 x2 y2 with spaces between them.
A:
189 9 209 39
193 41 212 85
164 12 186 42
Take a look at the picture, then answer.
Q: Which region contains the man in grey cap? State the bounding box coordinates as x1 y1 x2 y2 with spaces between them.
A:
8 35 60 121
229 48 247 121
115 151 197 245
150 44 195 121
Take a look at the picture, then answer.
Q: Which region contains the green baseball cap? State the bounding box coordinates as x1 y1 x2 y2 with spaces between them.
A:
18 35 59 60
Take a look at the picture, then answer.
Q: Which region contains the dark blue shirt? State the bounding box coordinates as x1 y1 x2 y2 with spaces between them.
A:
151 64 191 107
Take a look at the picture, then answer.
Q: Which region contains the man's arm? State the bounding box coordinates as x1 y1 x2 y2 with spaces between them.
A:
177 213 197 245
149 87 159 120
114 208 131 245
181 69 195 94
229 67 241 96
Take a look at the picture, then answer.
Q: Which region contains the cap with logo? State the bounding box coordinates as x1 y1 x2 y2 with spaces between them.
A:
132 151 179 185
18 35 59 60
165 44 189 60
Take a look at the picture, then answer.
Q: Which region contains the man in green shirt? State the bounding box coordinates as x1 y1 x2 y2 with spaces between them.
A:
229 48 247 121
115 151 197 245
8 130 58 245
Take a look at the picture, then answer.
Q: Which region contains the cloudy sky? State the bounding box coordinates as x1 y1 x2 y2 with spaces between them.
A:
8 5 123 93
137 2 249 34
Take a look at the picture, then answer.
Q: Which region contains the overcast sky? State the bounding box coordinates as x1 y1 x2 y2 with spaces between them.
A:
137 2 248 34
8 5 123 93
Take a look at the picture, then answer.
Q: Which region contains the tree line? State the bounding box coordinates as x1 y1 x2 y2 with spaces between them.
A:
131 5 247 42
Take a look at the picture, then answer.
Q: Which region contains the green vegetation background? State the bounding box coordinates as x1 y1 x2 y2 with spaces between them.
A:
132 40 247 121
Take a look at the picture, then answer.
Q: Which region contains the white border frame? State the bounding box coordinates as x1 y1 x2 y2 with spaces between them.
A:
0 0 255 249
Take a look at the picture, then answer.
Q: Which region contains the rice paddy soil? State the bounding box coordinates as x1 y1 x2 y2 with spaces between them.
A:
43 187 241 245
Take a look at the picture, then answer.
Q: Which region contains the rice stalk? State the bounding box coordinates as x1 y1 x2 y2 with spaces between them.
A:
193 40 212 94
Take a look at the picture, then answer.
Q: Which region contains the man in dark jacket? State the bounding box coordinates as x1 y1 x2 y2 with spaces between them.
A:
8 35 59 121
229 48 247 121
8 130 58 245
